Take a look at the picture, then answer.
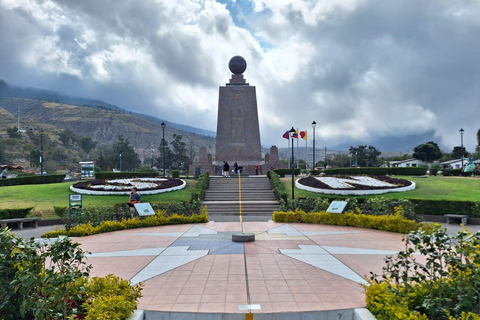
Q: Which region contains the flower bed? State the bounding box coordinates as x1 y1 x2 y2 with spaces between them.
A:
70 177 186 195
297 175 415 195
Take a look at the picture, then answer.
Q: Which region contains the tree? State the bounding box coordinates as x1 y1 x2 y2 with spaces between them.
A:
6 127 21 139
113 135 140 171
78 136 97 154
413 141 442 162
451 146 467 159
349 145 382 167
58 130 76 146
29 149 41 168
169 134 191 171
0 137 6 164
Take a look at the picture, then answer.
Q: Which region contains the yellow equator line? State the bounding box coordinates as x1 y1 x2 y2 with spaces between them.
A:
238 173 242 223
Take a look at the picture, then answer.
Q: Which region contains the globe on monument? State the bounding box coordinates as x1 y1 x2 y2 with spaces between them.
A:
228 56 247 75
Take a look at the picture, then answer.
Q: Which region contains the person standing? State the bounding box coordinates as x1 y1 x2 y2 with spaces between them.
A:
223 161 230 177
255 165 260 175
233 162 238 174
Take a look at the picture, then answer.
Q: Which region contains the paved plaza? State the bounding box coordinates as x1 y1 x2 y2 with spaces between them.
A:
71 221 409 315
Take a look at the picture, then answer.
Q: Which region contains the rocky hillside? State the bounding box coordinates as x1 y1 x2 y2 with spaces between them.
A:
0 97 216 167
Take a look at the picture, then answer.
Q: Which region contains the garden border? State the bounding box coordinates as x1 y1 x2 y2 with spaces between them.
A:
295 178 416 195
69 179 186 195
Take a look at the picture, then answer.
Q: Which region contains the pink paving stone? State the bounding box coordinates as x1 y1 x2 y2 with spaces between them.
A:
74 222 409 314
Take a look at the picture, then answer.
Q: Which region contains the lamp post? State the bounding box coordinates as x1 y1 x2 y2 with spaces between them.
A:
312 121 316 170
119 151 123 172
39 129 44 175
355 151 358 168
460 128 465 170
161 121 166 177
151 147 154 168
289 127 296 199
324 147 327 169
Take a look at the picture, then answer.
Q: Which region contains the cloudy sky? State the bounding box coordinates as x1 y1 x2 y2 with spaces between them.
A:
1 0 479 152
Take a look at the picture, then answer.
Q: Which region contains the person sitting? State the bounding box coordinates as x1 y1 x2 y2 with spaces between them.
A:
128 187 141 207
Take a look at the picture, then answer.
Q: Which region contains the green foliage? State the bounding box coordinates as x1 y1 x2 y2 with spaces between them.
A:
442 169 465 176
0 229 91 320
41 208 209 238
271 168 301 177
6 126 21 139
83 275 142 320
95 171 159 179
410 199 480 218
0 206 34 219
267 170 288 201
367 228 480 319
272 210 435 234
413 141 442 163
349 145 382 167
172 170 180 178
322 167 427 176
191 171 209 200
0 174 65 187
53 206 68 218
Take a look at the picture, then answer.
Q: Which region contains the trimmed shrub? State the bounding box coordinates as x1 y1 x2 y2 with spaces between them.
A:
267 170 288 201
172 170 180 178
41 208 209 238
0 207 34 219
0 174 65 187
411 199 480 218
272 210 436 234
191 171 209 200
321 167 427 176
272 168 301 177
95 171 159 179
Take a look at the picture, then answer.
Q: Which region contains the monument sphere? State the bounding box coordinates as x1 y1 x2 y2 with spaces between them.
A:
229 56 247 75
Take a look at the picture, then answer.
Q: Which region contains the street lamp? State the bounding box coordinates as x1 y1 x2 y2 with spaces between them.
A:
312 121 316 171
324 147 327 169
39 129 44 175
460 128 465 170
289 127 296 199
119 151 123 172
355 151 358 168
161 121 166 177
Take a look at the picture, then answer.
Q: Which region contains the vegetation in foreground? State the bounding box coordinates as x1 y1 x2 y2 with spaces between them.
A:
365 228 480 320
0 229 143 320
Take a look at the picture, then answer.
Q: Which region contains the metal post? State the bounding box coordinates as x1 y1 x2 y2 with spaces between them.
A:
161 122 166 177
119 152 122 171
355 151 358 167
289 127 296 199
460 128 465 170
324 147 327 169
312 121 316 171
40 130 44 175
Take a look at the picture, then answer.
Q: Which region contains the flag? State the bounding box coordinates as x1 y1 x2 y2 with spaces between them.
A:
300 131 307 140
282 131 289 139
292 130 298 138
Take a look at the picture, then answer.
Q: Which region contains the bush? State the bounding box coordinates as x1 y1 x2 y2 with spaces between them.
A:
0 207 34 219
41 208 209 238
172 170 180 178
442 169 463 176
267 170 288 201
53 206 68 218
272 210 436 234
191 171 209 200
95 171 159 179
272 168 301 177
322 167 427 176
0 174 65 187
366 228 480 319
410 199 480 218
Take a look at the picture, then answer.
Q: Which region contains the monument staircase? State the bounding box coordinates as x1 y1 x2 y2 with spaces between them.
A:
203 175 280 216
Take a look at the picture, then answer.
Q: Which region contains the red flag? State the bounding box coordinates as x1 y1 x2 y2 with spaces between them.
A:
300 131 307 140
292 130 298 138
282 131 289 139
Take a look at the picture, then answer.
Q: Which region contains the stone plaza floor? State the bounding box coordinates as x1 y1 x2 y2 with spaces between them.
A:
72 221 409 315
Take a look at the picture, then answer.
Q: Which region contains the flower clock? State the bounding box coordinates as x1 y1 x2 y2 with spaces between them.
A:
70 177 186 195
296 175 415 195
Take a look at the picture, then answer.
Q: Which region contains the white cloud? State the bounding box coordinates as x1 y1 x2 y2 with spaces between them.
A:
0 0 480 152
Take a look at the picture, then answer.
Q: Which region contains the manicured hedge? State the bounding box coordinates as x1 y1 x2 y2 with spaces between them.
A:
95 171 159 179
0 207 34 219
0 175 65 187
272 210 436 234
321 167 427 176
267 171 288 201
191 171 209 200
411 199 480 218
272 168 301 177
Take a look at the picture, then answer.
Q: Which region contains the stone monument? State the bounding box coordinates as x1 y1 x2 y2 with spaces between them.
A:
214 56 262 174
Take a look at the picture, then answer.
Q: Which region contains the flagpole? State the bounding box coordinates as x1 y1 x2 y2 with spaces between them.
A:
296 128 299 168
288 134 290 168
305 130 308 172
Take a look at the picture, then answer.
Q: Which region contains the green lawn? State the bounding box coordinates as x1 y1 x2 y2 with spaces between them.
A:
0 179 197 218
286 175 480 202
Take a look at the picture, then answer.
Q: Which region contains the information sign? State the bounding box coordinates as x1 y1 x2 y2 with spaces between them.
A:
326 201 348 214
134 203 155 216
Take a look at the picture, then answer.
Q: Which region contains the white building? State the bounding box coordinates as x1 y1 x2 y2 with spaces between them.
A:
440 158 470 169
381 158 425 168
